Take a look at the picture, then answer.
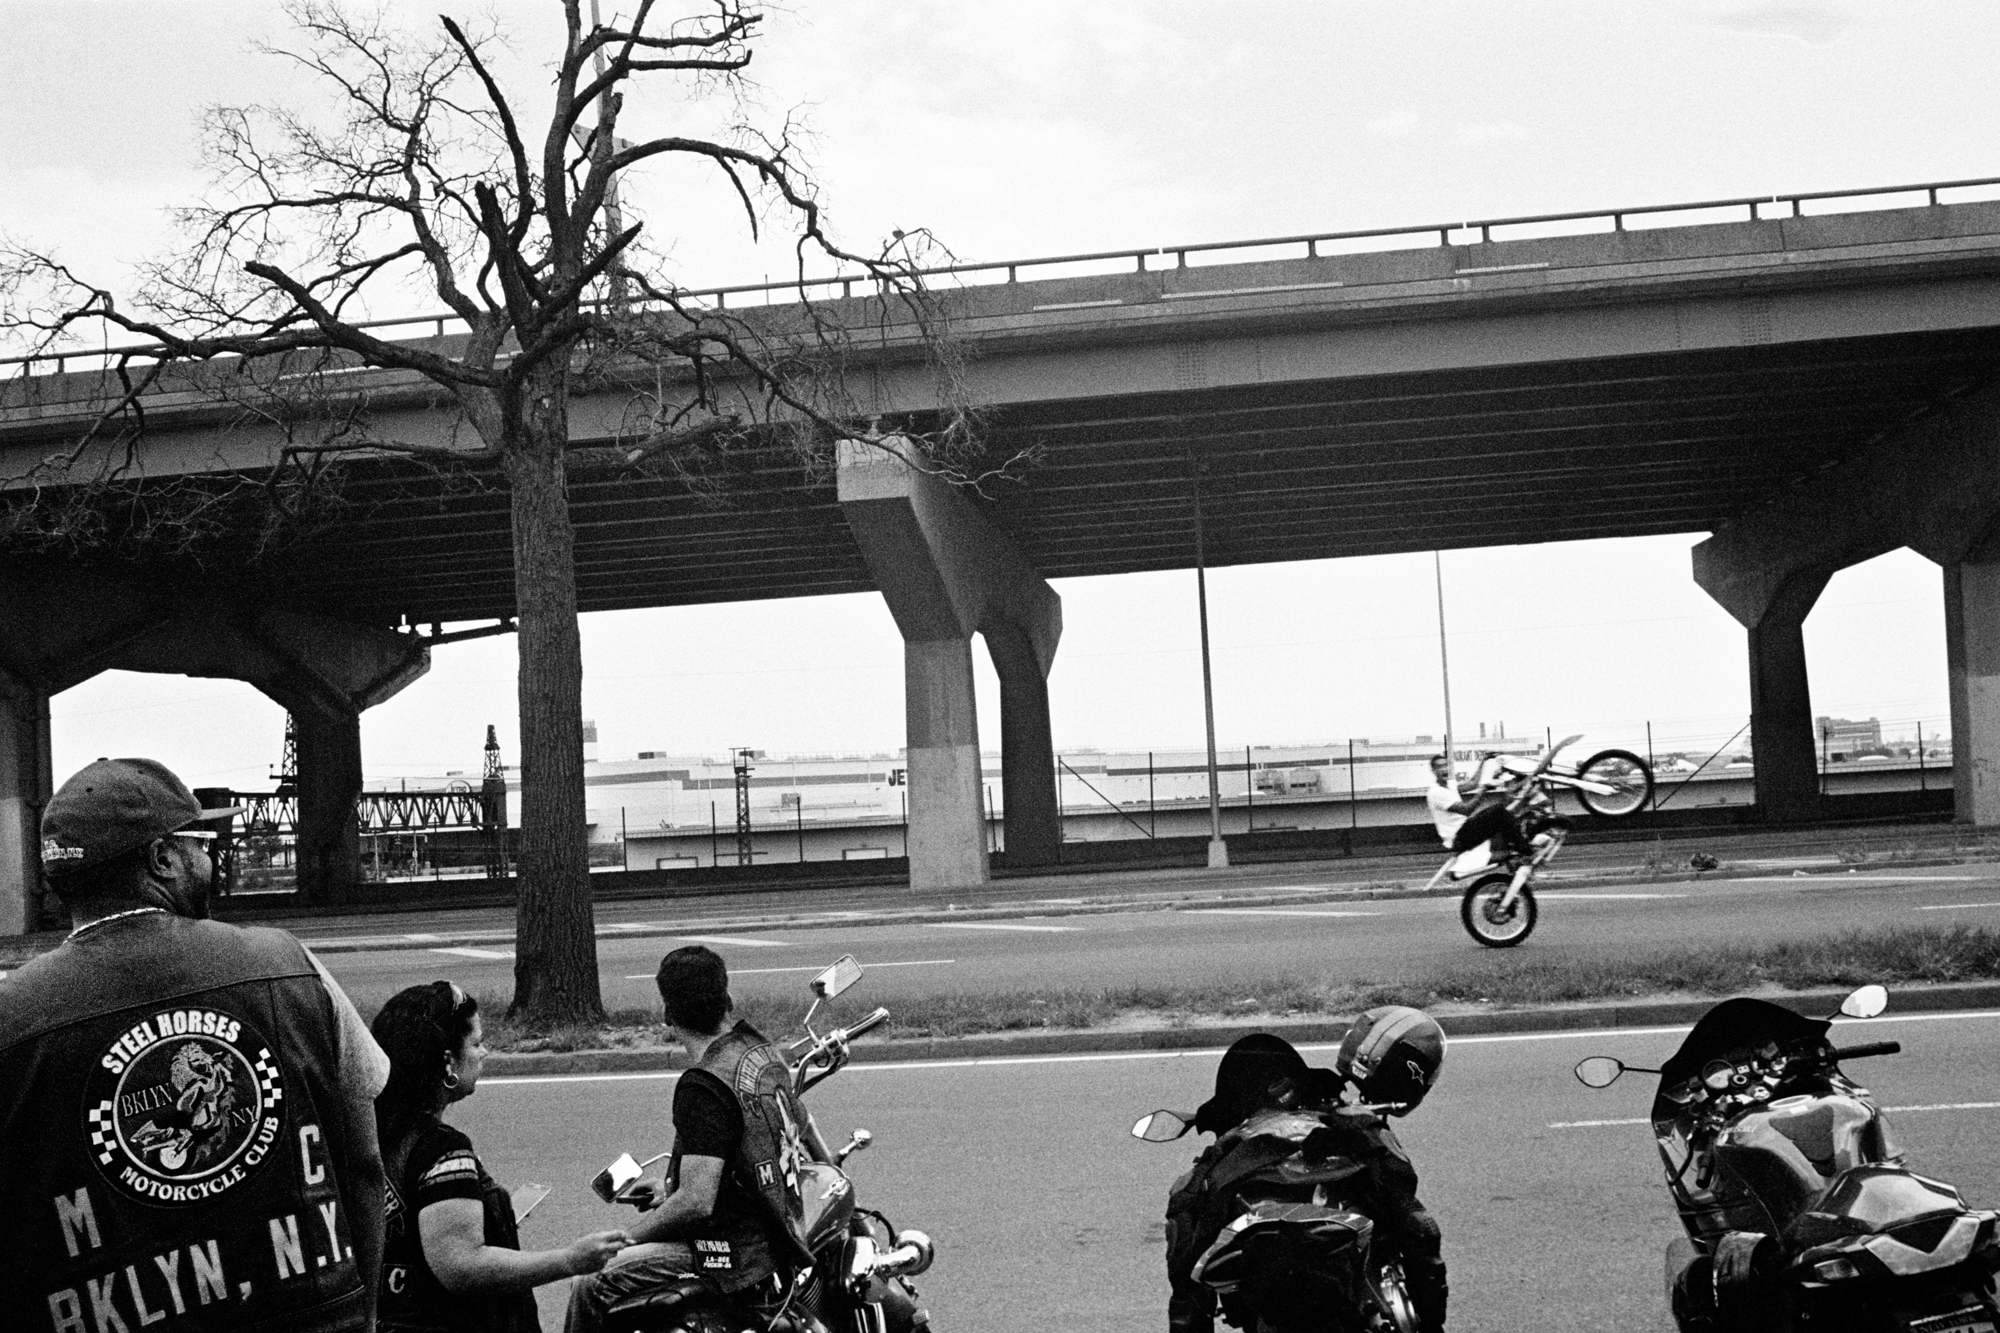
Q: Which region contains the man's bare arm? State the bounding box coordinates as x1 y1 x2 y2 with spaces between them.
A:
627 1156 725 1245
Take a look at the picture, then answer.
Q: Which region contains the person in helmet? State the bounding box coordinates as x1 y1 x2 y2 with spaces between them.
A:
1160 1018 1449 1333
1333 1007 1450 1332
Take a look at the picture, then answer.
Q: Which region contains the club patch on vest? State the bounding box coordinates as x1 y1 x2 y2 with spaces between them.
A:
83 1005 285 1206
693 1238 735 1271
755 1158 775 1187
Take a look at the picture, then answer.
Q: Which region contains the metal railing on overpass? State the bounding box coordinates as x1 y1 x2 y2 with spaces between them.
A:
8 173 2000 380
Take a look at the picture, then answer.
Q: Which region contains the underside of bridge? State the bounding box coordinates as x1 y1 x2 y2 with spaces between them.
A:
78 324 1999 626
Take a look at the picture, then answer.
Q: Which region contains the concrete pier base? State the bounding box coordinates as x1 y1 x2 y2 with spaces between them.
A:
1946 559 2000 826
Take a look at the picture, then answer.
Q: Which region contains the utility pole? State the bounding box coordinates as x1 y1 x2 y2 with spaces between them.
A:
1193 453 1227 869
1435 551 1454 773
731 748 755 866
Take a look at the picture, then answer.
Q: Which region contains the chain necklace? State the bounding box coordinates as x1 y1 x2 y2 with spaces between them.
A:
67 906 168 941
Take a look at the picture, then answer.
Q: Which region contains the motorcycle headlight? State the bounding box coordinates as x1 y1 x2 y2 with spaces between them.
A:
1813 1257 1861 1282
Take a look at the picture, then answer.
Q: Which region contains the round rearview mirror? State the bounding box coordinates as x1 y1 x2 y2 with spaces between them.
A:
1840 984 1888 1020
1132 1110 1194 1142
1574 1056 1625 1089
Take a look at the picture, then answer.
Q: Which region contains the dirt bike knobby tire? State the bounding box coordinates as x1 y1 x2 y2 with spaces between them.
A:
1461 873 1537 947
1576 748 1654 818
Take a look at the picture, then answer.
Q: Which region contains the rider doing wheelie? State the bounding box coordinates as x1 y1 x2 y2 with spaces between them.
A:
1162 1013 1450 1333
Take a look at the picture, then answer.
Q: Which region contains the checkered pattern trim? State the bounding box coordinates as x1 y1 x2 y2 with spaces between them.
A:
87 1100 117 1165
253 1049 283 1104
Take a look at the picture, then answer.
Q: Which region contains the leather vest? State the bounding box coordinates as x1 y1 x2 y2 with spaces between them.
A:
670 1021 814 1293
0 914 367 1333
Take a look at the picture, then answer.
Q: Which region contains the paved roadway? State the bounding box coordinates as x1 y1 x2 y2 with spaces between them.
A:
310 863 2000 1016
465 1005 2000 1332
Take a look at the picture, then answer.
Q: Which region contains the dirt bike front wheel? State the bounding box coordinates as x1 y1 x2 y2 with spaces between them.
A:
1461 874 1537 947
1575 749 1653 818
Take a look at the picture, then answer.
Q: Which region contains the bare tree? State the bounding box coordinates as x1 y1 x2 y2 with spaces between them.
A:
1 0 991 1022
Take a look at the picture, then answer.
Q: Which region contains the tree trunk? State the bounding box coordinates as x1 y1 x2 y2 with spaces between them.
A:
504 373 603 1023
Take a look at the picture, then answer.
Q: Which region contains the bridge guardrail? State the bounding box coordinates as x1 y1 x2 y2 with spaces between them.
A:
8 173 2000 382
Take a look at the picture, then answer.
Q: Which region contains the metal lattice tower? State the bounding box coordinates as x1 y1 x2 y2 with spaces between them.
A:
271 715 298 795
731 748 756 866
480 725 508 879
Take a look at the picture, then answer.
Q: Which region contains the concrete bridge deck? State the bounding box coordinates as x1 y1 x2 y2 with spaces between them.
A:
8 182 2000 623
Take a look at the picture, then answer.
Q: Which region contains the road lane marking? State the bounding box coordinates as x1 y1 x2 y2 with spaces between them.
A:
674 935 789 947
1551 1101 2000 1129
430 946 515 960
477 1009 2000 1087
1543 893 1687 900
1921 903 2000 911
925 922 1080 932
1184 909 1381 918
404 933 444 941
621 959 956 980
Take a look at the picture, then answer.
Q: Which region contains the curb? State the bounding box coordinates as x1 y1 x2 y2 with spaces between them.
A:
482 981 2000 1077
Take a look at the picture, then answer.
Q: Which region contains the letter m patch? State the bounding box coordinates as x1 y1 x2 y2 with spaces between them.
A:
755 1160 775 1187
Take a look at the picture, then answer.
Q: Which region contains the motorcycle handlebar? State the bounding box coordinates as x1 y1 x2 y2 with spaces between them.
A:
1831 1040 1902 1061
844 1007 890 1041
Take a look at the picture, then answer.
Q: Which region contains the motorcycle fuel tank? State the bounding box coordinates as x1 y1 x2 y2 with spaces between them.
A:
799 1161 856 1252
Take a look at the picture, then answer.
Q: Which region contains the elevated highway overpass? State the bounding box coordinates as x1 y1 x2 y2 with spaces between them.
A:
7 177 2000 925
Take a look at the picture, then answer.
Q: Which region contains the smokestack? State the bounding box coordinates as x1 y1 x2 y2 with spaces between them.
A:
582 718 599 764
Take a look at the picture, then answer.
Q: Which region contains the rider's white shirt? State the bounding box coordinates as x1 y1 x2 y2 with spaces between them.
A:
1427 782 1465 848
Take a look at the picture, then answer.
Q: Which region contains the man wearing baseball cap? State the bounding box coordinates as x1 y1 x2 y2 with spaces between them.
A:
0 758 391 1333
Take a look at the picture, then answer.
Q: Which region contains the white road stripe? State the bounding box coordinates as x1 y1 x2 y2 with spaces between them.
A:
430 946 514 960
1544 893 1687 900
1184 909 1381 918
478 1010 2000 1087
925 922 1080 933
404 932 443 941
674 935 789 947
1921 903 2000 911
621 959 957 980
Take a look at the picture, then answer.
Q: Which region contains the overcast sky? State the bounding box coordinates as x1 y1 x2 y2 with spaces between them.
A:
4 0 1985 786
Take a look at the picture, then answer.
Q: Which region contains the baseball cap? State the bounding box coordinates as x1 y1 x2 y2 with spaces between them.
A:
41 758 242 875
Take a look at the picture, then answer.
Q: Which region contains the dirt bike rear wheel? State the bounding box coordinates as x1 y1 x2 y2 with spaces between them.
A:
1461 873 1536 947
1575 748 1653 818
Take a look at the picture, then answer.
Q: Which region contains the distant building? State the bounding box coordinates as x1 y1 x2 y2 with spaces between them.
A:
1817 716 1882 757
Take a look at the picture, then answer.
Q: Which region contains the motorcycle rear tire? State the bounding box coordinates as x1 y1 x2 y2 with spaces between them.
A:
1461 873 1537 947
1576 748 1654 818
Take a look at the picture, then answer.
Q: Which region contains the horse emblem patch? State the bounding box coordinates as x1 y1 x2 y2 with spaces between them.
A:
83 1006 284 1206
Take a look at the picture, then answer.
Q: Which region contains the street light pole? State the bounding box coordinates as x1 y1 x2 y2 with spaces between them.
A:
1194 461 1227 868
1434 551 1455 772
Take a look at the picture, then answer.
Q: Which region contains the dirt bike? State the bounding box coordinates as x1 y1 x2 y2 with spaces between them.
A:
598 956 935 1333
1442 732 1654 948
1133 1097 1423 1333
1574 985 2000 1332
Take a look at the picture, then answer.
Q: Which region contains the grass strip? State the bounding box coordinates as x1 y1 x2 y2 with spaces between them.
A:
466 922 2000 1054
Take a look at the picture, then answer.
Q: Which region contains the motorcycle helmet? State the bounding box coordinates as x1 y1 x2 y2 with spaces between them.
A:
1193 1033 1310 1134
1334 1006 1445 1115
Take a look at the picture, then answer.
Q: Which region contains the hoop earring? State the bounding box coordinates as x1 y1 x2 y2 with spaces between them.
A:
442 1069 459 1091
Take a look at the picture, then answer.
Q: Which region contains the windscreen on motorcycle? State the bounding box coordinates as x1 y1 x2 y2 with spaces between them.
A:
1651 998 1832 1125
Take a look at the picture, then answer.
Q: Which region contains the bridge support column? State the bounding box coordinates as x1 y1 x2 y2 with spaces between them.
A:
0 557 429 928
294 708 364 905
837 437 1062 891
1945 560 2000 825
1744 572 1830 824
983 623 1061 867
904 639 989 888
0 682 52 935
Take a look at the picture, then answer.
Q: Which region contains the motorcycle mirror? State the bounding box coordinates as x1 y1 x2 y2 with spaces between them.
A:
1838 984 1888 1019
590 1152 643 1203
1574 1056 1629 1088
1556 733 1584 751
810 955 865 1001
1132 1110 1196 1141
